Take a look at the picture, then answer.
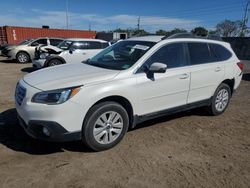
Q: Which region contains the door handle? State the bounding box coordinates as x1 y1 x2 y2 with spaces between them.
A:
179 73 189 79
215 67 222 72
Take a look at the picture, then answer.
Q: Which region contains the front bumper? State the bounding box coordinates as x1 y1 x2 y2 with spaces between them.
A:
17 114 81 142
32 59 46 68
15 79 86 142
1 49 15 59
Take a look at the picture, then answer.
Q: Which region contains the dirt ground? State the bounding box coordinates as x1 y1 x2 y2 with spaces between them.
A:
0 56 249 188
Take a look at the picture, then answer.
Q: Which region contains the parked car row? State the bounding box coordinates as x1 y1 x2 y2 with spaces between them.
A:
0 37 111 66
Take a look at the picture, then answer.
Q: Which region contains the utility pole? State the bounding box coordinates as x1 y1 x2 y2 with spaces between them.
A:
241 0 249 36
137 16 140 31
66 0 69 29
88 21 92 31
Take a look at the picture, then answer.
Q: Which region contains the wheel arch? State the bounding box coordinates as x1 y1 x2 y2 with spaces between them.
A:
44 56 66 67
83 95 135 130
221 78 235 95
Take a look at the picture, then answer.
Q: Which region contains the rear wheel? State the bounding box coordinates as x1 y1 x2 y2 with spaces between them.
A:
48 59 63 67
82 102 129 151
208 83 231 116
16 52 30 63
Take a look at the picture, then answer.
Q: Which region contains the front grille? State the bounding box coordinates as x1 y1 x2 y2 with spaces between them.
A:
15 83 26 106
1 48 10 56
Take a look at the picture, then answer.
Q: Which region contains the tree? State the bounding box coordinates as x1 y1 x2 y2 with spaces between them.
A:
168 28 188 37
155 29 168 36
191 27 208 36
208 30 218 35
132 29 149 36
216 20 243 37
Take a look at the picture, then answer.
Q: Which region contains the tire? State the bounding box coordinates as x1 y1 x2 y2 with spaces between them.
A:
16 52 30 63
47 59 63 67
207 83 231 116
82 102 129 151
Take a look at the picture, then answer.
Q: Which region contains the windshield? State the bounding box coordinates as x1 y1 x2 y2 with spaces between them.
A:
19 39 33 45
84 40 156 70
57 40 73 50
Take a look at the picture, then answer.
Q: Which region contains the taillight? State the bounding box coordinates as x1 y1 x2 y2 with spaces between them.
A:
237 62 244 71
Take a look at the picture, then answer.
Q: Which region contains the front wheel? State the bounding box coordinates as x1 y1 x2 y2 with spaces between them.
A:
208 83 231 116
82 102 129 151
16 52 30 63
47 59 63 67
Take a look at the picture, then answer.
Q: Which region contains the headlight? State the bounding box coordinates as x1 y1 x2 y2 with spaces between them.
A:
32 86 82 104
40 53 49 59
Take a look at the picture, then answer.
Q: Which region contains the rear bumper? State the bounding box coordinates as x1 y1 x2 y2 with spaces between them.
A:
17 114 81 142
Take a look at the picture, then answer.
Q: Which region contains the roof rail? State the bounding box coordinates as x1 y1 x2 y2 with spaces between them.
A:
162 33 222 41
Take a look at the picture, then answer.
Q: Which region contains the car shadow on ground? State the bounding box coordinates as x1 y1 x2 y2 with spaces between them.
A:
21 67 37 73
0 59 19 64
242 73 250 81
0 107 208 155
0 109 93 155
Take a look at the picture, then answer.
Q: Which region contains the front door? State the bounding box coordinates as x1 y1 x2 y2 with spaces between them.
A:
136 43 190 115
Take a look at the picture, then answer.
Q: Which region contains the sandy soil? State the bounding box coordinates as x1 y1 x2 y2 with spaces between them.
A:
0 57 249 188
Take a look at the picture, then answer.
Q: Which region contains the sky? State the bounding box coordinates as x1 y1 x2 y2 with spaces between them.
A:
0 0 247 32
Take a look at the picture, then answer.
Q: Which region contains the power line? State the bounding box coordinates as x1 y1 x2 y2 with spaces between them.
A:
137 16 140 30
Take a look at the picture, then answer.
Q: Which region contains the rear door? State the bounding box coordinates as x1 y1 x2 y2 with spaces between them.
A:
187 42 224 103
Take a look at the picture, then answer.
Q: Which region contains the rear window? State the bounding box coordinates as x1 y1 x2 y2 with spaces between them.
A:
209 43 232 61
72 41 105 50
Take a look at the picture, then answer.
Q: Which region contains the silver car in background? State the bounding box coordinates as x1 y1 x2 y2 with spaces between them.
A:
1 37 64 63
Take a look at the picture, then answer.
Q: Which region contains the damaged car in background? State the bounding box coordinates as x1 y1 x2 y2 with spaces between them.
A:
33 38 110 68
1 37 64 63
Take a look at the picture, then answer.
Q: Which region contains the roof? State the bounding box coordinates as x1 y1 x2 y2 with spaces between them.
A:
127 36 165 42
126 34 228 46
65 38 108 43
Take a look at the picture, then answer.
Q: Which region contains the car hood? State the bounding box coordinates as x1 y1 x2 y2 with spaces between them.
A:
40 45 63 53
23 63 120 91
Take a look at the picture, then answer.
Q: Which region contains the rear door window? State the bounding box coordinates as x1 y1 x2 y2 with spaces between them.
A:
188 43 212 65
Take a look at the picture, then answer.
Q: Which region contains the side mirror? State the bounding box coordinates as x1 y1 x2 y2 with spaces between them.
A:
69 47 75 54
148 62 167 73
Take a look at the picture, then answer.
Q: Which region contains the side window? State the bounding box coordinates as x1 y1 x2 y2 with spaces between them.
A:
101 42 109 49
71 42 88 50
145 43 186 69
71 41 102 50
188 43 212 65
88 42 102 49
50 39 63 46
34 39 48 45
209 43 232 61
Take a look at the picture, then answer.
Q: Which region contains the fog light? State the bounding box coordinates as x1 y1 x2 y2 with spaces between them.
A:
42 127 50 137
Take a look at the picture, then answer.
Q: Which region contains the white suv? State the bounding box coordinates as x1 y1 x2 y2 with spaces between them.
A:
15 35 243 151
32 38 110 68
